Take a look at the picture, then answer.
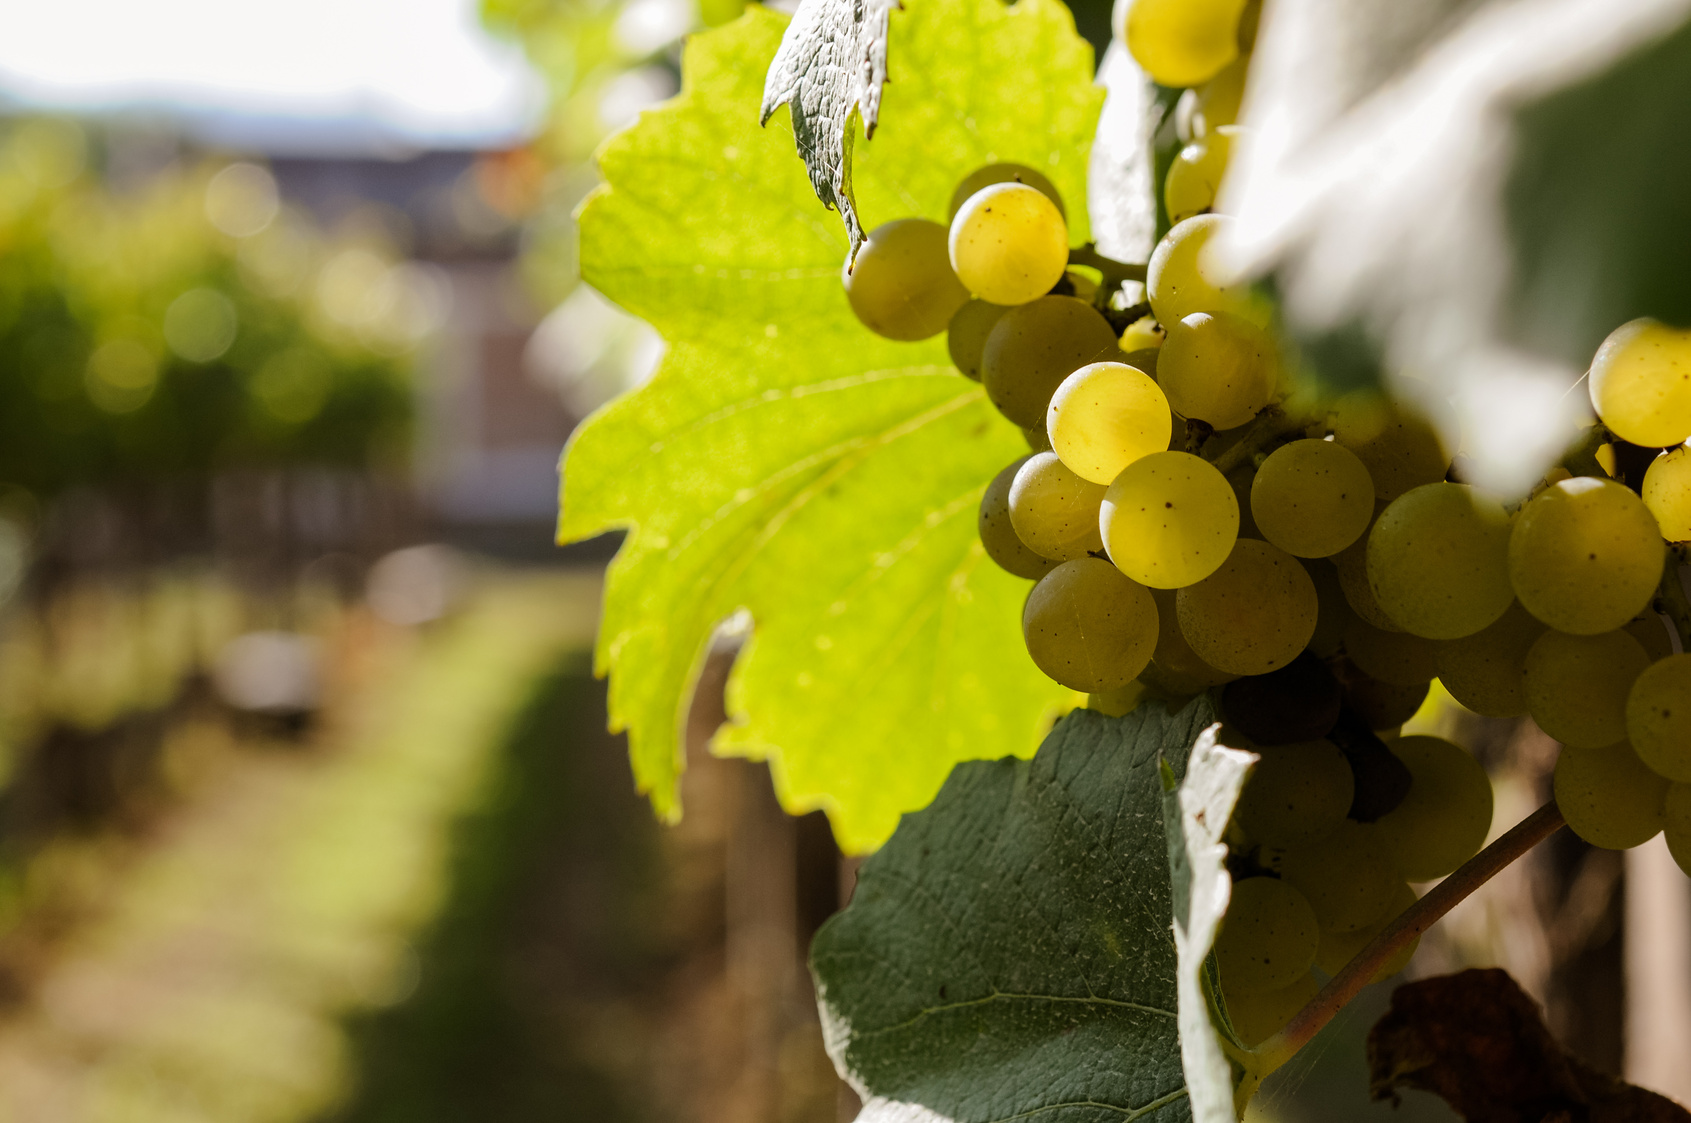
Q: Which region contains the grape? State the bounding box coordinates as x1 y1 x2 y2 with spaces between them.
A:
1332 533 1402 632
1435 601 1546 718
979 457 1059 580
981 296 1120 428
1122 0 1247 88
1340 668 1429 732
949 183 1069 306
1192 56 1248 135
841 219 970 341
1524 629 1650 749
1666 783 1691 877
1088 681 1150 718
1315 881 1417 981
1021 558 1158 691
1223 971 1318 1048
1177 538 1318 674
1221 652 1340 744
1157 311 1277 429
1046 361 1172 485
1328 393 1450 502
1587 318 1691 447
1554 742 1668 849
1343 616 1440 686
1626 652 1691 781
1366 483 1513 640
1236 740 1354 847
1277 820 1399 932
1509 476 1664 635
1146 587 1236 691
1214 876 1319 992
1628 613 1675 661
1100 450 1239 588
1305 559 1352 657
947 299 1011 381
1119 319 1166 353
1371 736 1493 881
1008 452 1107 561
1146 214 1257 327
947 163 1065 221
1251 439 1375 558
1165 130 1233 224
1643 445 1691 541
1022 424 1053 453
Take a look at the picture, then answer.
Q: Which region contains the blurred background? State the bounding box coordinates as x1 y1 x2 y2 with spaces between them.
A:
0 0 1682 1120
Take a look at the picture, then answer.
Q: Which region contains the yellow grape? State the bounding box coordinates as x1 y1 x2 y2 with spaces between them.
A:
1332 533 1403 632
1642 444 1691 541
1145 214 1258 327
1235 739 1353 847
978 456 1059 580
1343 616 1440 686
1046 361 1172 485
1123 0 1247 88
1157 310 1277 429
1626 652 1691 782
1588 318 1691 447
947 163 1065 221
949 183 1069 306
1304 559 1352 657
1666 783 1691 877
1372 736 1493 881
1023 424 1053 453
1328 393 1451 502
1101 450 1240 588
1627 614 1675 661
1223 970 1318 1048
1119 319 1166 353
981 295 1120 428
1007 452 1107 561
843 218 971 341
1277 820 1399 933
1165 130 1233 224
1509 476 1664 636
1554 742 1668 850
1021 558 1158 691
1088 680 1151 718
1367 482 1513 639
1192 56 1248 136
1177 537 1318 674
947 299 1011 381
1250 439 1375 558
1214 877 1319 993
1524 629 1650 748
1146 587 1236 691
1435 601 1546 718
1315 881 1418 981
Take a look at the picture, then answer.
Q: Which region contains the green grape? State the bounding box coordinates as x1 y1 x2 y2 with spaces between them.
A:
1666 783 1691 877
1177 538 1318 674
1642 445 1691 541
1588 318 1691 447
1340 670 1430 732
1628 614 1675 662
1223 970 1318 1048
979 456 1059 580
1332 533 1402 632
1436 601 1546 718
1626 653 1691 782
1235 740 1353 847
1008 452 1107 561
947 163 1065 221
842 218 971 341
1366 483 1513 639
1046 361 1172 485
1122 0 1247 88
1147 588 1236 690
1145 214 1258 327
1021 558 1158 691
1165 130 1233 224
1120 319 1166 353
1371 736 1493 881
1304 559 1352 657
948 183 1070 306
1214 877 1319 993
1343 616 1440 686
1315 881 1417 981
1328 392 1450 502
1192 56 1248 135
1509 476 1664 635
981 295 1120 428
1251 439 1375 558
1554 742 1669 849
947 299 1011 381
1022 424 1053 453
1524 629 1650 749
1101 450 1239 588
1278 820 1399 933
1157 311 1276 429
1088 680 1151 717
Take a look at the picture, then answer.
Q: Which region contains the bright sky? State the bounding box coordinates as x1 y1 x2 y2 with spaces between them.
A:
0 0 544 150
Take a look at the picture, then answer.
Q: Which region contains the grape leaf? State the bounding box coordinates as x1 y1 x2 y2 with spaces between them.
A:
811 700 1241 1122
564 0 1103 853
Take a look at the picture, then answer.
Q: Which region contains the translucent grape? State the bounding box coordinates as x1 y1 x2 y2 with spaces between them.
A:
949 183 1069 306
1642 445 1691 541
842 219 971 341
1165 130 1233 224
1315 881 1417 981
1365 483 1513 640
1021 558 1158 691
1626 652 1691 782
1328 393 1450 502
1177 538 1317 674
947 163 1065 221
1146 214 1257 327
1214 877 1319 993
1146 588 1236 691
947 299 1011 381
1340 668 1429 732
1509 476 1664 635
1666 783 1691 877
1278 821 1399 932
1100 450 1240 588
1305 559 1351 657
1371 736 1493 881
1235 740 1353 847
1343 616 1440 686
1223 971 1318 1048
1524 629 1650 749
1123 0 1247 88
1046 361 1172 485
1251 439 1375 558
978 456 1058 580
1008 452 1107 561
1435 601 1546 718
1332 534 1402 632
1157 311 1277 429
1119 319 1165 353
1192 56 1248 135
1588 318 1691 447
981 295 1120 428
1554 742 1668 850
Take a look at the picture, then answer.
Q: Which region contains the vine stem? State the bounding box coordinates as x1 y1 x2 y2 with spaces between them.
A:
1207 406 1316 476
1249 799 1567 1075
1069 243 1147 287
